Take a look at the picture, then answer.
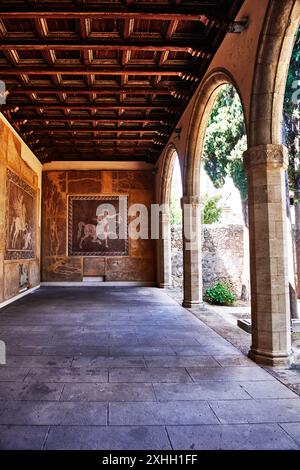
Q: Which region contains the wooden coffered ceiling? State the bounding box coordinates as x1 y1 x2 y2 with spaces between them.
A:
0 0 244 163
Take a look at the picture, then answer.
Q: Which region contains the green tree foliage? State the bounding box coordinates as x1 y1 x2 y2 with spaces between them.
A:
170 197 182 226
229 135 248 202
203 85 248 207
202 193 223 224
284 28 300 309
284 27 300 193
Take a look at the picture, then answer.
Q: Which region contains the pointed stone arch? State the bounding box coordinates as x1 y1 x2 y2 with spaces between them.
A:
183 69 248 197
249 0 300 146
180 69 248 307
160 143 182 205
158 144 182 288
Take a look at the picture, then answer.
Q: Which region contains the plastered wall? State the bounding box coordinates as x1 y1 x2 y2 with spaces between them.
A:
0 114 42 303
41 169 156 283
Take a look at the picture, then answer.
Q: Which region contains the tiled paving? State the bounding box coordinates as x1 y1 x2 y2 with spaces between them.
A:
0 287 300 450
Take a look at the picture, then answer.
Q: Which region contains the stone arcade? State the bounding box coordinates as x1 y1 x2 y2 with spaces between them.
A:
0 0 299 451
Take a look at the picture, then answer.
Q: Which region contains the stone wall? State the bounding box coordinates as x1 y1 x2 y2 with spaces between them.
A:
42 170 155 283
0 118 40 303
171 225 184 288
171 224 245 297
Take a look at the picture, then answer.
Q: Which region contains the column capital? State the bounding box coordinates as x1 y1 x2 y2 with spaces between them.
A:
160 211 170 222
243 144 288 172
158 204 170 217
180 195 201 208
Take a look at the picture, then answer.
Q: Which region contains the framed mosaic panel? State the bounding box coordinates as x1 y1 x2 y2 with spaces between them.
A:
68 195 128 256
5 169 35 260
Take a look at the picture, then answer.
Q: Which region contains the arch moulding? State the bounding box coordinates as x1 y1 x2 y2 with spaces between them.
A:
249 0 300 147
159 143 181 205
183 69 248 197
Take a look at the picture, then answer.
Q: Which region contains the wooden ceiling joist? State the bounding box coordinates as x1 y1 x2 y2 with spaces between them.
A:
0 8 215 23
0 67 198 77
30 136 166 143
13 116 175 123
5 104 181 111
0 42 211 57
9 87 190 96
25 128 166 134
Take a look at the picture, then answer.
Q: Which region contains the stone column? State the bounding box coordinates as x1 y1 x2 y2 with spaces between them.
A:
244 144 292 366
158 210 172 288
181 195 202 307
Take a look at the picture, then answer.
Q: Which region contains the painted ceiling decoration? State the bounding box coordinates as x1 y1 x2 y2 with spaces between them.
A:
0 0 244 163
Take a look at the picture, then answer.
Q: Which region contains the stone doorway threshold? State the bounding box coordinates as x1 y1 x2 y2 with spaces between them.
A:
166 288 300 398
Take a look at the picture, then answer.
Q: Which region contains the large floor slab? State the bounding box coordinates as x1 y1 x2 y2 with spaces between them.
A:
0 286 299 450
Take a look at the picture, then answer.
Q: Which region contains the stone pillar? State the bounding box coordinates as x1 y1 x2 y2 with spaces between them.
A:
181 195 202 307
244 144 292 366
158 210 172 288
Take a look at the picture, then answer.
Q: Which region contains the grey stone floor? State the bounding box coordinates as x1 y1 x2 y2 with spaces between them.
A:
0 287 300 450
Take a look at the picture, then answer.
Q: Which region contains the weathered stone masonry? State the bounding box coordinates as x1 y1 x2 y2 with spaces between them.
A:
171 224 244 297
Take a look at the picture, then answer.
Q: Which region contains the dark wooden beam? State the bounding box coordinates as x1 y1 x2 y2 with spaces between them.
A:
6 103 181 111
14 116 175 123
9 86 190 96
45 146 155 152
23 127 166 134
30 136 165 143
0 67 198 77
166 20 179 40
46 149 155 154
0 9 215 23
0 37 213 57
33 145 158 153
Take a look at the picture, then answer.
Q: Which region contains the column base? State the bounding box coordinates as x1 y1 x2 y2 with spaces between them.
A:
158 283 172 289
248 348 293 367
182 300 203 308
